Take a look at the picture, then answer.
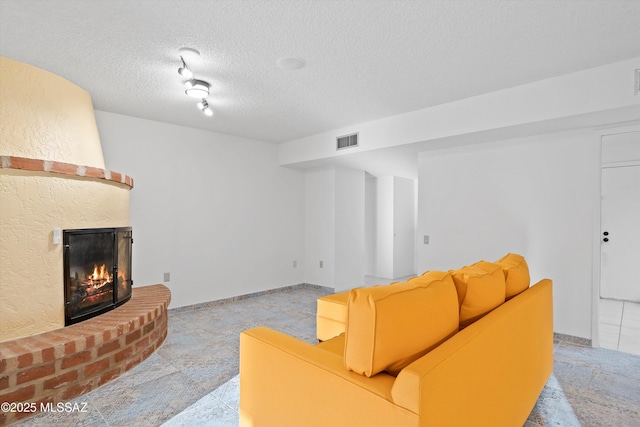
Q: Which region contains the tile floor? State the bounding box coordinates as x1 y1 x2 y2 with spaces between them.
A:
16 286 640 427
598 298 640 356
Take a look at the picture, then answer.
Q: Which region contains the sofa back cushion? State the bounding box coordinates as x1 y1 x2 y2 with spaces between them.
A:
495 253 530 299
344 271 459 377
451 263 506 328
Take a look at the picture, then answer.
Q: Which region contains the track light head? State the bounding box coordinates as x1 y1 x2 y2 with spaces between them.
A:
197 99 214 117
184 79 210 98
178 56 193 79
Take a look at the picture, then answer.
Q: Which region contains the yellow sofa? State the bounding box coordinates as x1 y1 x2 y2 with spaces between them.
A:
316 253 532 341
240 256 553 427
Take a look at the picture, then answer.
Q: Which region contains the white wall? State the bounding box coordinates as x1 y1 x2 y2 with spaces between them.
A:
393 177 416 278
364 176 377 275
334 167 365 292
375 177 395 278
417 129 600 339
95 111 305 308
304 168 335 287
304 166 365 291
375 176 416 279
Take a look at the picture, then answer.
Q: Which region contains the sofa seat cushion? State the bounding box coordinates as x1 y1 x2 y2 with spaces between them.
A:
451 262 506 328
317 291 351 341
495 253 530 299
344 271 459 377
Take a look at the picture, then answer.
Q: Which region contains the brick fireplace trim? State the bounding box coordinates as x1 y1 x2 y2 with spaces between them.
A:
0 284 169 426
0 155 134 189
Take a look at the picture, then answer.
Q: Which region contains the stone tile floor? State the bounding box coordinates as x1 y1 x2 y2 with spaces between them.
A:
16 286 640 426
599 298 640 356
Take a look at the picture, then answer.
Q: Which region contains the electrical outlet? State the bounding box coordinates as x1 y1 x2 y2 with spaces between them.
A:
293 260 297 268
424 235 429 244
320 261 323 268
164 272 170 282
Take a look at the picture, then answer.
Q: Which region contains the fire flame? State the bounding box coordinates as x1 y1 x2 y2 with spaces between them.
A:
90 264 111 281
82 264 112 291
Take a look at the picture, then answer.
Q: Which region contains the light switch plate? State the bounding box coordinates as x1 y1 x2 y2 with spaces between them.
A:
53 228 61 245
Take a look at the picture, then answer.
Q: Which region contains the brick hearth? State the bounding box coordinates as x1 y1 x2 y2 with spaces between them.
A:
0 285 170 426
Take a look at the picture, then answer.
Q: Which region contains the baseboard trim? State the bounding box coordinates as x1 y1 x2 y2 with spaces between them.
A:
554 332 592 347
300 282 335 293
168 283 333 313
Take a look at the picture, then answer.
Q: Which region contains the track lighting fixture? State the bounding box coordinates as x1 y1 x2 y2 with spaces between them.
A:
176 47 214 117
178 56 193 79
184 79 210 98
198 99 214 116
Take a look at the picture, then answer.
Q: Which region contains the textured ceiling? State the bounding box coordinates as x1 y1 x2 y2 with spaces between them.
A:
1 0 639 143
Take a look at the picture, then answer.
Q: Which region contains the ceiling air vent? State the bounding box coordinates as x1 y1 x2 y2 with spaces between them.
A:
336 133 359 150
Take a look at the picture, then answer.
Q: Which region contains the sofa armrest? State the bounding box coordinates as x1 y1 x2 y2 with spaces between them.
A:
392 279 553 427
316 291 350 341
240 326 417 427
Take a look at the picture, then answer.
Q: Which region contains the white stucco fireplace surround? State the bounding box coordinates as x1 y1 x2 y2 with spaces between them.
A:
0 57 170 426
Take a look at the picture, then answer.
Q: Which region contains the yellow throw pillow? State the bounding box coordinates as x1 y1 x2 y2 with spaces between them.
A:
404 270 449 286
344 271 459 377
495 253 530 299
451 263 506 328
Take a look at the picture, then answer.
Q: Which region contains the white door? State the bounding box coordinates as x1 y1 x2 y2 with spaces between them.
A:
600 164 640 301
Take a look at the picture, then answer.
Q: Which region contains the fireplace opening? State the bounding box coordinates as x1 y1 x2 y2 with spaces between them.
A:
63 227 132 325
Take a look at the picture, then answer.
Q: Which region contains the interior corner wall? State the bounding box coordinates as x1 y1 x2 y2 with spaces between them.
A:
364 176 377 276
334 167 365 292
417 129 600 339
95 111 305 308
304 166 365 291
393 177 416 278
375 176 395 278
304 168 336 287
375 176 417 279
